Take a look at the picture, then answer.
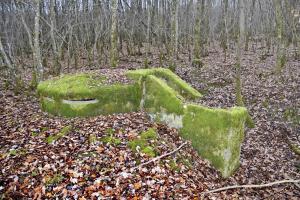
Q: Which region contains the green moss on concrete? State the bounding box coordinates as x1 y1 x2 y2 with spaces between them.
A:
180 104 247 177
37 73 106 100
46 125 72 144
126 68 201 100
39 80 142 117
144 75 184 128
144 75 184 115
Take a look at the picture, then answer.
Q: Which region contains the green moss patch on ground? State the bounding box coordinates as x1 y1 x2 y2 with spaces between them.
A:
88 128 122 146
100 136 121 145
128 128 158 157
8 148 27 157
140 127 158 140
100 128 122 145
45 173 64 186
46 125 72 144
284 107 300 125
180 104 248 177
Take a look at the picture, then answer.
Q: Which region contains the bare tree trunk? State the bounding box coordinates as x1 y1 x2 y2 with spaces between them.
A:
221 0 229 61
0 35 16 81
20 14 34 52
236 0 245 106
193 0 203 68
170 0 179 71
145 0 151 68
50 0 60 75
245 0 256 51
0 0 292 79
93 1 102 65
200 0 206 55
274 0 286 73
33 0 43 81
110 0 118 67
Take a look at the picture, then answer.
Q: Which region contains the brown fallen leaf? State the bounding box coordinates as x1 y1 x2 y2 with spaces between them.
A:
96 146 104 153
134 182 142 190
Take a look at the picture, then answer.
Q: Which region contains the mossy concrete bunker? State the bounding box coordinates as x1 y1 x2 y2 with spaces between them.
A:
37 68 248 178
37 73 141 117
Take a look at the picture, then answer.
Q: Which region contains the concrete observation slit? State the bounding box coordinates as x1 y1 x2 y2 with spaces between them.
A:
62 99 99 105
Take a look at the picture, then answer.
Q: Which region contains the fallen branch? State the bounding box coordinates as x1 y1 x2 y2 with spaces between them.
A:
131 141 188 171
284 174 300 189
203 179 300 194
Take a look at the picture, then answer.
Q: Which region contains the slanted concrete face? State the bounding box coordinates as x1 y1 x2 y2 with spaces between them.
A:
143 75 184 128
37 68 249 177
181 104 247 178
126 68 202 100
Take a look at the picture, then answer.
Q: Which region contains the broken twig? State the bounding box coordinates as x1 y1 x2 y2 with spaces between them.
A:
131 141 188 171
203 179 300 194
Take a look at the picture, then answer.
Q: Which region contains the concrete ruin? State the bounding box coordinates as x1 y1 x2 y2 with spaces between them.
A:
37 68 248 177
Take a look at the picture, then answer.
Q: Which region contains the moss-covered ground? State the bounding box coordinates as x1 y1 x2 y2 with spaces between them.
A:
46 125 72 144
128 128 158 157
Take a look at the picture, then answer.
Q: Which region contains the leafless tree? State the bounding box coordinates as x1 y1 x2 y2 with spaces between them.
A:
0 0 298 86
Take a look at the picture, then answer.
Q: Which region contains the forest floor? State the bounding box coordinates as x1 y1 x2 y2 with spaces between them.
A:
0 45 299 199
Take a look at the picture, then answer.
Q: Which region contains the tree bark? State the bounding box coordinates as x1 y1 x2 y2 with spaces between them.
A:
194 0 201 60
33 0 43 81
170 0 179 71
236 0 245 106
0 35 16 81
50 0 60 75
274 0 286 73
110 0 118 67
